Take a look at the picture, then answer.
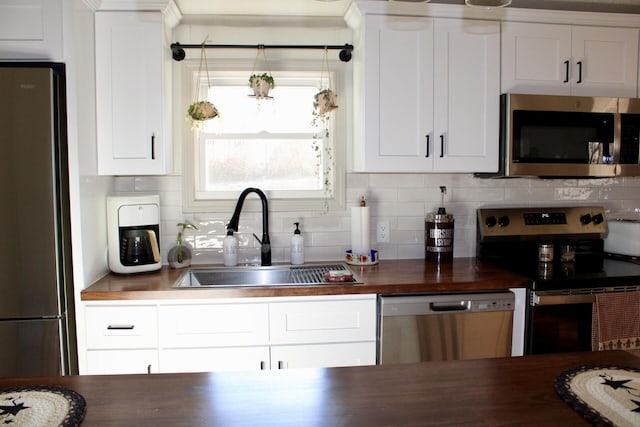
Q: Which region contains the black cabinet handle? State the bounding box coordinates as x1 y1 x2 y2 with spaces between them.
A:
151 133 156 159
278 361 284 369
563 60 569 83
107 325 135 330
260 361 266 370
425 134 430 158
440 134 444 158
576 61 583 84
147 364 151 374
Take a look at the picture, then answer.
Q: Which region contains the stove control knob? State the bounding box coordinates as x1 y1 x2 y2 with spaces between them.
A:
498 216 510 227
580 213 592 225
592 213 604 225
485 216 497 228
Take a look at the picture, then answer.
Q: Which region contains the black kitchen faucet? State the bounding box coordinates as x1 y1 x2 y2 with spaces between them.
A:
227 187 271 266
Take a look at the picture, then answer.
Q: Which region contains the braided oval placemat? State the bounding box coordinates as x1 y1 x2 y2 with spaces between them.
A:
0 385 86 426
555 365 640 427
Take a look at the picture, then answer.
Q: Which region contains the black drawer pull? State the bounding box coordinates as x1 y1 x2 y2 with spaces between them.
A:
107 324 135 330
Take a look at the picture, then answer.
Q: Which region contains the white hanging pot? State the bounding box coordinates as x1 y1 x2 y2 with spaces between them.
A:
314 89 338 116
249 74 275 99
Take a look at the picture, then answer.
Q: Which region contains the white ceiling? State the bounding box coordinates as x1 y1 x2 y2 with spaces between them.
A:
174 0 640 16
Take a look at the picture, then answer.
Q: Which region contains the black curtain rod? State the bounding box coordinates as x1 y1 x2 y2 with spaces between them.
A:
170 42 354 62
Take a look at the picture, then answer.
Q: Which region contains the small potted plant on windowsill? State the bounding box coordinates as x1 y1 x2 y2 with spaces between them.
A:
167 221 198 269
249 73 275 99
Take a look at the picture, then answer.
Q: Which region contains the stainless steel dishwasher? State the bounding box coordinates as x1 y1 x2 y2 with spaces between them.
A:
378 292 514 364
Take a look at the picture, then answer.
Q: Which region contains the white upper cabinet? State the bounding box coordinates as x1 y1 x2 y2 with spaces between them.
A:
0 0 63 60
95 11 171 175
354 15 500 173
502 22 639 97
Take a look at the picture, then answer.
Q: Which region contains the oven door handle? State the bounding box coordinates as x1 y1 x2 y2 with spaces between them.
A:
531 292 595 306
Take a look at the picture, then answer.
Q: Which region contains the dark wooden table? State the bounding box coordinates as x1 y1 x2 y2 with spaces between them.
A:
1 351 638 426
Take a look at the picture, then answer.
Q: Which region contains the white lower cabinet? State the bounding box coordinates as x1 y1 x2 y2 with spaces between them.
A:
84 304 159 374
271 343 376 369
86 350 158 375
83 295 377 375
160 347 270 373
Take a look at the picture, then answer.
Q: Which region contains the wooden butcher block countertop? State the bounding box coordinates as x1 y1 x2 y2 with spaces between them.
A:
81 258 528 301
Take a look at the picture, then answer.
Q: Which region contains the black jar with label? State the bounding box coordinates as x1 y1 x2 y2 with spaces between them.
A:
425 208 454 263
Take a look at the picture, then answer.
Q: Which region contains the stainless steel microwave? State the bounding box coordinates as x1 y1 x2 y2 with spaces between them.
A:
495 93 640 177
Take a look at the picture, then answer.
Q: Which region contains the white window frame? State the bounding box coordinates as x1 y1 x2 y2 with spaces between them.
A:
179 58 347 214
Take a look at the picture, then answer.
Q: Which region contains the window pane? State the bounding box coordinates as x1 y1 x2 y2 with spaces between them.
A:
203 138 322 192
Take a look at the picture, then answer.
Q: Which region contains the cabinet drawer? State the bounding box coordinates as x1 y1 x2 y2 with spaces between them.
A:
85 306 157 349
159 303 269 348
269 299 376 344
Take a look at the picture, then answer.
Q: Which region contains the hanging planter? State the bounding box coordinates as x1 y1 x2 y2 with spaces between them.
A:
167 221 198 269
249 72 275 99
313 89 338 116
311 48 338 215
248 47 275 100
186 41 220 129
313 48 339 119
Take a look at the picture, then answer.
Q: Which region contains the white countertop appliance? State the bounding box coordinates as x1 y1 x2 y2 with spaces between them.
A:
107 194 161 274
605 216 640 258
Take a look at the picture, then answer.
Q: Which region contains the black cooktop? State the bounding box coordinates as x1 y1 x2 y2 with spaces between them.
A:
517 258 640 291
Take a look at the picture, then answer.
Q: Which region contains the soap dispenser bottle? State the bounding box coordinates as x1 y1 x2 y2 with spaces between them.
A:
290 222 304 265
223 229 238 267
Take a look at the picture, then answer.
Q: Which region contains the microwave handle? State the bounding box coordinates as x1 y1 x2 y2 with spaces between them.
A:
440 134 444 158
563 60 569 83
576 61 583 84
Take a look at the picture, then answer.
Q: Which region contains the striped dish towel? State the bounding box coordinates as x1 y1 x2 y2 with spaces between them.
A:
591 291 640 356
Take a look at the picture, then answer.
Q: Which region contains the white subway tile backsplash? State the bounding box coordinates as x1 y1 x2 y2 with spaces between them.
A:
122 172 638 266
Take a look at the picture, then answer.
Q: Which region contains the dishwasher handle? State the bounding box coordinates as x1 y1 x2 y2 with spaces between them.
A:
429 301 470 312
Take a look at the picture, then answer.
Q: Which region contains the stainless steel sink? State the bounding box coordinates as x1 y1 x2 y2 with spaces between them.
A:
173 264 362 288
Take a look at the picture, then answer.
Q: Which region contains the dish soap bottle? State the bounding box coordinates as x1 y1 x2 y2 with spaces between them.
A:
290 222 304 265
223 229 238 267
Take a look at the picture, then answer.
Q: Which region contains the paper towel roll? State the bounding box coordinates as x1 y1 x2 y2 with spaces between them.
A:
351 206 371 256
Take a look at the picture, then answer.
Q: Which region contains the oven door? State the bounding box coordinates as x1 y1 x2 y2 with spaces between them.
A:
526 291 595 355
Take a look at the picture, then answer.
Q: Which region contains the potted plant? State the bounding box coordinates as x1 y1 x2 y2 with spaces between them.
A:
249 73 275 99
167 221 198 269
313 88 338 116
186 100 219 128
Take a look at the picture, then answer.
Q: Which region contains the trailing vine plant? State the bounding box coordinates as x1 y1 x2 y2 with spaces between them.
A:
311 48 338 214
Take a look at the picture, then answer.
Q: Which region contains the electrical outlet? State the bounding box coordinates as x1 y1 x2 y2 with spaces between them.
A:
376 220 390 243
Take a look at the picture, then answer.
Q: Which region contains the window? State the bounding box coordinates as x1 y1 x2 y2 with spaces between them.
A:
182 67 345 213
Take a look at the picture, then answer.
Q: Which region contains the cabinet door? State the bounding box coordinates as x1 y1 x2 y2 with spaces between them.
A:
433 19 500 173
571 26 639 97
95 11 169 175
0 0 63 60
270 342 376 369
158 303 270 348
501 22 572 95
355 15 434 172
159 346 270 373
86 349 158 375
269 297 376 344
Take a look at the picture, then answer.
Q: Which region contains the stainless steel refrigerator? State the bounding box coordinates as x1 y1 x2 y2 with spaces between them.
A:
0 63 77 376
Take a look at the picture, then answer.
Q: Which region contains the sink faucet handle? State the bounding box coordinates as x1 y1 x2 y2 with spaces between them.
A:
253 233 262 245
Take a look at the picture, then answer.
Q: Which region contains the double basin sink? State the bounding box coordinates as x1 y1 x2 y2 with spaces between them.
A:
173 263 363 288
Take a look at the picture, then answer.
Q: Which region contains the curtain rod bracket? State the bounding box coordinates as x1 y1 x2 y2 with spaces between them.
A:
170 42 353 62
